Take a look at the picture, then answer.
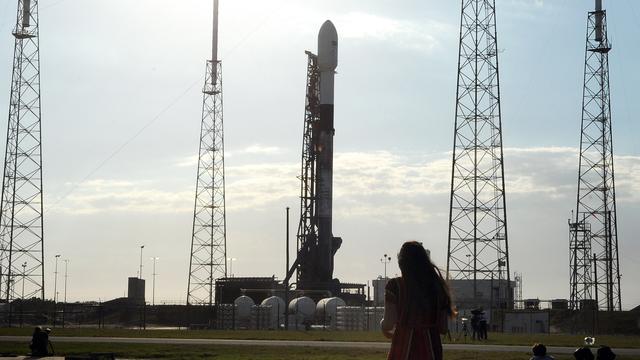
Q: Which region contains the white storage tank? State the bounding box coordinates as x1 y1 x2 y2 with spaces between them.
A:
261 296 286 328
316 297 346 321
234 295 255 321
289 296 316 322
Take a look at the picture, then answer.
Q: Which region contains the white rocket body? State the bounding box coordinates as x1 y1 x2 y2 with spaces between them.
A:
316 20 339 282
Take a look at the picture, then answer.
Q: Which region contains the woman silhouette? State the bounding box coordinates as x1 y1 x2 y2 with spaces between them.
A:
381 241 455 360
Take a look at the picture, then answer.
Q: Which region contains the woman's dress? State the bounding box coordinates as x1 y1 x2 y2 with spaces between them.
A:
385 277 444 360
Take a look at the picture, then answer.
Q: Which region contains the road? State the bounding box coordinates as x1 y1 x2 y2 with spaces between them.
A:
1 336 640 356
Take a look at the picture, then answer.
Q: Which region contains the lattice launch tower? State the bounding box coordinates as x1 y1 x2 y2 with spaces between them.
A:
446 0 511 305
569 0 621 312
187 0 227 306
0 0 45 306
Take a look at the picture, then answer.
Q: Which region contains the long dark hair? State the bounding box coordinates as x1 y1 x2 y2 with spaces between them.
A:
398 241 454 316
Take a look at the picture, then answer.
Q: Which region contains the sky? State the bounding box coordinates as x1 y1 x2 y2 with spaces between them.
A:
0 0 639 309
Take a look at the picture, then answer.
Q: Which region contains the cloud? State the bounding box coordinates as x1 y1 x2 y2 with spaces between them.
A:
336 12 454 53
51 147 640 220
173 155 199 168
238 144 283 155
173 145 285 168
52 179 192 215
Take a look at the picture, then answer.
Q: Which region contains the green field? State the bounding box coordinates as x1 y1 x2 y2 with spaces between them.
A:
0 342 601 360
1 328 639 349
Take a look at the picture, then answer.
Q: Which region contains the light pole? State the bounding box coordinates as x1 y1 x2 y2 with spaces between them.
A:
138 245 145 279
380 254 391 279
227 258 237 277
21 262 27 300
54 255 61 303
150 257 159 306
62 259 69 328
63 259 69 304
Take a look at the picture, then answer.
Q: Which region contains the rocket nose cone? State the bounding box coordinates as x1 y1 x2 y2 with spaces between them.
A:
318 20 338 71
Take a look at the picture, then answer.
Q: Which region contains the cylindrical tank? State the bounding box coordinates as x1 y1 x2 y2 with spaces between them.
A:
316 297 346 321
288 297 315 322
234 295 255 320
261 296 286 322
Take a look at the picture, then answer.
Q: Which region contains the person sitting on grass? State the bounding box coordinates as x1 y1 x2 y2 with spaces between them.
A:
574 347 595 360
596 346 616 360
381 241 456 360
530 343 554 360
29 326 47 356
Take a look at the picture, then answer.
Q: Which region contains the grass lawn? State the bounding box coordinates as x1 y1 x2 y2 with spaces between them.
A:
0 342 609 360
1 328 639 349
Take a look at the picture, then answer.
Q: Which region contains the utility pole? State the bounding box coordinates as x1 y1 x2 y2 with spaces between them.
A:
151 257 159 306
138 245 144 279
21 262 26 300
63 259 68 304
53 254 60 327
285 206 290 331
53 254 60 302
62 259 68 328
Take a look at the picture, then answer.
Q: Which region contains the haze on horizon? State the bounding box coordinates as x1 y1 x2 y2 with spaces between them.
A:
0 0 639 309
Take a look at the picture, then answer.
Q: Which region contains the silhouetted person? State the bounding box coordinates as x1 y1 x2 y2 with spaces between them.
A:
574 347 595 360
29 326 48 356
381 241 455 360
478 313 488 340
531 343 555 360
470 309 483 340
597 346 616 360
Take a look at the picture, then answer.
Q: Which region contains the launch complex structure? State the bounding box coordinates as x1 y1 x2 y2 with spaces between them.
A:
0 0 627 328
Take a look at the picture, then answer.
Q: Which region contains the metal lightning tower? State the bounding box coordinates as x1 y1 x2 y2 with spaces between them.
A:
0 0 45 307
447 0 510 302
570 0 621 312
187 0 227 306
